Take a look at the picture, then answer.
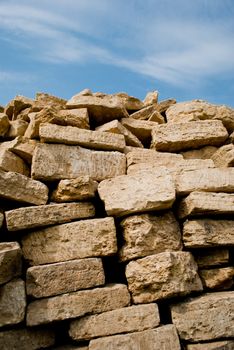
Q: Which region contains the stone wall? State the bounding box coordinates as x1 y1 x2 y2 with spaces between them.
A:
0 90 233 350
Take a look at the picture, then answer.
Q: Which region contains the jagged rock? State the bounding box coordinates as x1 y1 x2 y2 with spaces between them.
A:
6 120 28 138
148 110 165 123
114 92 144 110
130 105 164 123
171 291 234 341
125 251 202 303
126 148 183 167
211 144 234 167
33 92 66 111
4 95 33 119
181 146 218 159
69 304 160 341
151 120 228 152
27 284 130 326
199 267 234 290
58 108 90 129
156 98 176 114
2 136 38 164
0 242 22 285
186 340 234 350
0 149 29 176
0 113 10 136
121 118 159 143
143 91 159 106
194 248 230 268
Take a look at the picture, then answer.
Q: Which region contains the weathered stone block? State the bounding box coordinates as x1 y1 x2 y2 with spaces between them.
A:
126 148 183 167
143 90 158 107
199 267 234 290
114 92 143 111
58 108 90 129
121 118 159 143
1 136 38 164
156 98 176 113
0 149 29 176
211 144 234 167
194 248 230 268
186 340 234 350
181 145 218 160
0 242 22 285
7 119 28 138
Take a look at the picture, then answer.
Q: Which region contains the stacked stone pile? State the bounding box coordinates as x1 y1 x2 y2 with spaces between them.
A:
0 89 234 349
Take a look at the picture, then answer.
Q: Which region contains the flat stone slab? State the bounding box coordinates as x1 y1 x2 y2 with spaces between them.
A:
0 242 22 285
186 340 234 350
200 267 234 290
89 324 181 350
0 149 29 176
22 217 117 265
183 219 234 247
181 145 218 160
98 168 175 217
125 251 202 303
211 144 234 167
151 120 228 152
126 148 183 167
32 143 126 182
39 123 126 151
69 304 160 341
119 212 182 262
171 291 234 341
6 202 95 231
27 284 130 326
0 169 48 205
26 258 105 298
178 192 234 219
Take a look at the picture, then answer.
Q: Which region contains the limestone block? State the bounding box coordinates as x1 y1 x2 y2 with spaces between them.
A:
0 328 55 350
178 192 234 219
0 170 48 205
4 95 33 119
199 267 234 290
98 168 175 217
0 136 37 164
0 279 26 327
181 146 218 159
0 149 29 176
151 120 228 152
27 284 130 326
26 258 105 298
22 217 117 265
125 251 202 303
89 324 181 350
33 92 66 111
69 304 160 341
171 291 234 341
211 144 234 167
39 123 126 151
0 242 22 285
0 113 10 136
143 90 159 106
121 118 159 143
119 212 182 262
114 92 144 110
130 105 164 123
58 108 90 129
186 340 234 350
6 202 95 231
7 120 28 138
148 110 165 123
32 143 126 182
156 98 176 113
126 148 183 167
194 248 230 268
183 219 234 247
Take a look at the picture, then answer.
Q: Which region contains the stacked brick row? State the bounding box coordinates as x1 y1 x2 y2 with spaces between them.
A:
0 90 233 349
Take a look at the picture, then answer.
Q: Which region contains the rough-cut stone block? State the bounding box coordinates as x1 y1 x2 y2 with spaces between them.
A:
33 92 66 111
126 148 183 167
0 328 55 350
186 340 234 350
0 149 29 176
126 251 202 303
22 217 117 265
119 212 182 262
0 242 22 285
26 258 105 298
211 144 234 167
114 92 143 111
89 324 181 350
58 108 90 129
130 105 164 124
194 248 230 268
151 120 228 152
32 143 126 182
183 219 234 247
5 95 33 119
0 113 10 136
176 168 234 196
7 119 28 138
2 136 37 164
6 202 95 231
69 304 160 341
199 267 234 290
143 90 158 106
27 284 130 326
40 123 126 151
51 176 98 202
178 192 234 219
98 169 175 217
0 170 48 205
0 279 26 327
121 118 160 143
171 291 234 341
181 146 218 160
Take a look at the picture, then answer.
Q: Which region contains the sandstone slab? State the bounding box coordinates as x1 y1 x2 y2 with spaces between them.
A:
126 148 183 167
171 291 234 341
26 258 105 298
121 117 160 143
211 144 234 167
0 149 29 176
69 304 160 341
114 92 144 111
58 108 90 129
130 105 164 123
98 168 175 217
32 143 126 182
0 170 48 205
0 113 10 136
6 202 95 231
33 92 66 111
27 284 130 326
186 340 234 350
194 248 230 268
89 324 181 350
182 145 218 159
151 120 228 152
200 267 234 290
119 212 182 262
0 242 22 285
125 251 202 303
22 217 117 265
1 136 37 164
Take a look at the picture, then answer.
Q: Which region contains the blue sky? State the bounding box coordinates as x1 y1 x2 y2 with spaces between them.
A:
0 0 234 107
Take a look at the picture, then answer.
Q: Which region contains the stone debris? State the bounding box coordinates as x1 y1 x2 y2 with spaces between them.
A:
130 105 164 123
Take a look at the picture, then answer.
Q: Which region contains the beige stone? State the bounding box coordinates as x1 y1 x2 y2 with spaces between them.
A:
156 99 176 114
148 110 165 123
32 143 126 182
9 136 37 164
178 192 234 219
181 146 218 159
58 108 90 129
33 92 66 111
127 148 183 167
121 118 159 143
0 149 29 176
70 304 160 341
171 291 234 341
16 107 31 122
151 120 228 152
39 123 126 151
26 258 105 298
22 217 117 265
6 120 28 138
143 91 159 106
6 202 95 231
4 95 33 119
89 324 181 350
166 100 234 132
0 328 55 350
0 113 10 136
211 144 234 167
0 279 26 327
183 219 234 247
186 340 234 350
230 131 234 142
194 248 230 268
114 92 144 110
0 170 48 205
130 105 164 124
98 169 175 217
200 267 234 290
119 212 182 262
0 242 22 285
27 284 130 326
126 251 202 303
